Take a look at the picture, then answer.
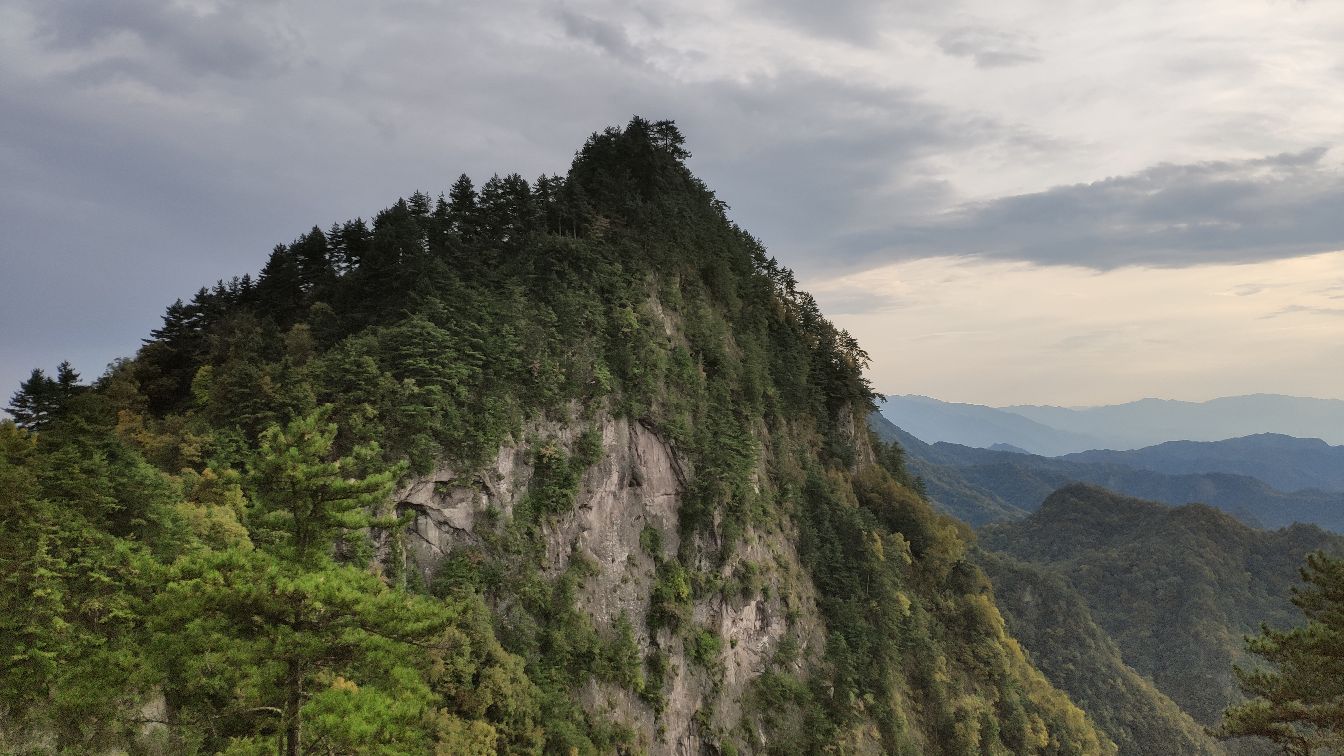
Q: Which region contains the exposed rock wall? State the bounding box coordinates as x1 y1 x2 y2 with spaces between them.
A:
395 413 824 754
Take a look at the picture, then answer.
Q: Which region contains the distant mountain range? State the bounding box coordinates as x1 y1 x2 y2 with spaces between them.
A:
870 413 1344 531
878 393 1344 454
1063 434 1344 493
876 395 1102 456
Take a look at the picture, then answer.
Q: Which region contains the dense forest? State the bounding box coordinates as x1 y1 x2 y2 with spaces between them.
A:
980 485 1344 755
1 118 1122 754
975 551 1222 756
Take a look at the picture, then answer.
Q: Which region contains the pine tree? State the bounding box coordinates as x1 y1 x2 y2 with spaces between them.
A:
292 226 336 296
7 368 59 430
151 546 453 755
255 243 306 325
501 173 536 243
407 190 431 217
478 174 507 241
427 192 455 260
246 407 404 564
153 407 444 755
326 221 349 274
447 173 479 239
0 420 177 749
1221 552 1344 754
6 363 81 431
338 218 372 272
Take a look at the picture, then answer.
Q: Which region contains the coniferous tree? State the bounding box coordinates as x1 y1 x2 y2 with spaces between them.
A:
1221 552 1344 754
326 221 349 273
447 174 479 239
339 218 372 272
292 226 336 296
503 173 535 238
137 298 207 412
153 408 438 755
246 407 403 564
407 190 431 217
7 368 58 431
6 362 82 431
255 244 306 324
0 418 180 749
478 174 507 242
427 192 456 260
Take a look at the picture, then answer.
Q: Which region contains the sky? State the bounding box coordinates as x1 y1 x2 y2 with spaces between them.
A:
2 0 1343 407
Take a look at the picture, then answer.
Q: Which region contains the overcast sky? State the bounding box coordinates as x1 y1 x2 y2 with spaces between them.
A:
3 0 1342 406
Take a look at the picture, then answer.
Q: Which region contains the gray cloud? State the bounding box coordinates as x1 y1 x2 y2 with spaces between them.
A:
25 0 295 81
938 27 1040 68
557 8 646 64
852 148 1344 269
746 0 960 46
746 0 890 44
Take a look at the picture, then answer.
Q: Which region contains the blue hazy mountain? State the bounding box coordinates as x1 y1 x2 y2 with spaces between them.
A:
870 413 1344 532
876 394 1104 456
1007 394 1344 449
878 393 1344 455
1063 434 1344 493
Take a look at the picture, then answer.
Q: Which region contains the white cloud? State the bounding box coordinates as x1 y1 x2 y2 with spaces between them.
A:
811 251 1344 405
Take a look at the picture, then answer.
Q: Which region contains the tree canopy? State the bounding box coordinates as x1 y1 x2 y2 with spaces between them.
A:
1221 552 1344 755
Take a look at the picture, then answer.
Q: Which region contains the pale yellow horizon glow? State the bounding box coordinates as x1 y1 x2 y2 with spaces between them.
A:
809 251 1344 407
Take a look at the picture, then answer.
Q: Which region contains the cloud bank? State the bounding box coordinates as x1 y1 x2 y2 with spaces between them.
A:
862 148 1344 269
2 0 1343 402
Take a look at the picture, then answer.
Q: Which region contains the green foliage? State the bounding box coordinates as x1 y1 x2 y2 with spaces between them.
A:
0 415 178 752
650 561 693 631
790 466 1113 754
1221 552 1344 755
743 671 832 755
6 361 83 431
149 548 450 754
641 648 671 713
724 560 762 601
247 407 403 564
639 524 664 560
982 484 1344 731
979 550 1225 756
0 116 1113 754
519 440 586 521
686 627 724 671
598 613 645 693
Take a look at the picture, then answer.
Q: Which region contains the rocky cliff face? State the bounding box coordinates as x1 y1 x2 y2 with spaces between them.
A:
395 412 825 754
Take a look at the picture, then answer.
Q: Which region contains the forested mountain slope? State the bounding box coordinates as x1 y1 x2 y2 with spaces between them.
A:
868 414 1030 525
1 119 1111 755
976 551 1225 756
981 485 1344 739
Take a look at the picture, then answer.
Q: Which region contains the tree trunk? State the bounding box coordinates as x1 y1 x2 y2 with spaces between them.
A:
284 660 302 756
